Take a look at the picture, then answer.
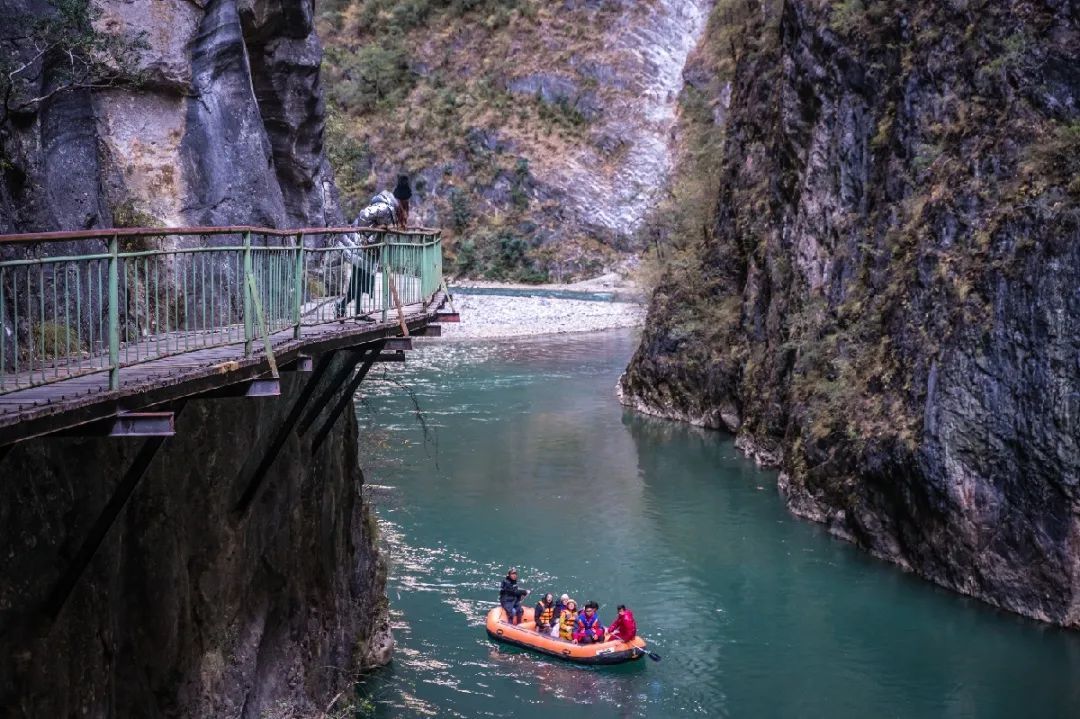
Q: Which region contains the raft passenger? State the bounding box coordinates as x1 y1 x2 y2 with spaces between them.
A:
498 568 529 625
605 604 637 642
573 601 604 644
534 593 557 634
558 599 578 641
550 594 570 637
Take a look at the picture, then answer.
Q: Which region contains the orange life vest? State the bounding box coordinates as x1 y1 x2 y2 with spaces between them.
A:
559 609 576 640
536 601 555 627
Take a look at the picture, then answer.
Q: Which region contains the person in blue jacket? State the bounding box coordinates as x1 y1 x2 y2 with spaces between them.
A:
573 600 604 643
498 568 529 625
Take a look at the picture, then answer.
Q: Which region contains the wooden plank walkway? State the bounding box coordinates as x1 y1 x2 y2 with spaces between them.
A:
0 294 446 446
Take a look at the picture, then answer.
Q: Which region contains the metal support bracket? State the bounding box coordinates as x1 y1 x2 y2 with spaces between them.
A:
375 352 406 363
296 348 371 437
195 378 281 399
232 351 336 515
310 345 385 453
36 402 186 626
282 355 314 372
54 412 176 438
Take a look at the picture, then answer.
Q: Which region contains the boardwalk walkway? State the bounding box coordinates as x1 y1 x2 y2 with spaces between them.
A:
0 226 451 448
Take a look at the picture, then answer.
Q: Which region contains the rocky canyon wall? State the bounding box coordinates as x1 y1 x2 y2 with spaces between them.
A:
622 0 1080 626
0 353 392 717
0 1 391 715
0 0 339 232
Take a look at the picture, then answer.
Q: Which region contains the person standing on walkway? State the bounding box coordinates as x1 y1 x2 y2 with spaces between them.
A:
499 568 529 625
336 175 411 319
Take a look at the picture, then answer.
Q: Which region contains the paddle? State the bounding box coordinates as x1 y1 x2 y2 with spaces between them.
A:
639 646 662 662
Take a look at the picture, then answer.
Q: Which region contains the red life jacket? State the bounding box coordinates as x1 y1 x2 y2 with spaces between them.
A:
610 610 637 639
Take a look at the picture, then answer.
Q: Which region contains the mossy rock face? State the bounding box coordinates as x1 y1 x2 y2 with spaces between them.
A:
111 200 162 229
622 0 1080 627
27 322 83 360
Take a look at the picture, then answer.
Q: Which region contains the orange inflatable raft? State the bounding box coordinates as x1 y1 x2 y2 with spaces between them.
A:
485 606 647 665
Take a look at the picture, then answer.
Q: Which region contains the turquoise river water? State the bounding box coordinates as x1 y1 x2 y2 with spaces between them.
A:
356 329 1080 718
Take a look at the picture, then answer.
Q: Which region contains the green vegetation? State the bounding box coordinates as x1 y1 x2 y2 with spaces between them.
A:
30 321 82 360
318 0 615 282
0 0 146 123
1023 120 1080 195
826 0 892 39
325 43 414 115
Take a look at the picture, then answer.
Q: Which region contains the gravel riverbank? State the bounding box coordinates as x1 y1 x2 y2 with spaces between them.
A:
437 276 646 340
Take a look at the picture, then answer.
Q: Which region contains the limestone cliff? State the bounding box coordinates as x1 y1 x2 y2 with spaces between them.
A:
622 0 1080 626
0 0 338 231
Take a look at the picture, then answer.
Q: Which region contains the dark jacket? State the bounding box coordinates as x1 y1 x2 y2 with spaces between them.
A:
499 576 527 605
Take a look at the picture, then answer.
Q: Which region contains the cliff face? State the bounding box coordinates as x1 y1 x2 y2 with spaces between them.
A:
0 1 392 715
0 0 338 232
622 0 1080 625
0 354 391 717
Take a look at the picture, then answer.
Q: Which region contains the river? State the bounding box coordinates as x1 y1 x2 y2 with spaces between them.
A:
355 329 1080 718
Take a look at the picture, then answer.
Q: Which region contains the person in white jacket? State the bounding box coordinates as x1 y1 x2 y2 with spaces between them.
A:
336 175 411 319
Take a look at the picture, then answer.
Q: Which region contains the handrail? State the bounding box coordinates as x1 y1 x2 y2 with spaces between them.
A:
0 226 443 395
0 225 441 245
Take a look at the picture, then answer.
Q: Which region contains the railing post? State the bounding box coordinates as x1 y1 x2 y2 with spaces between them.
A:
243 231 253 356
108 233 120 390
293 232 303 340
380 239 389 323
436 232 443 298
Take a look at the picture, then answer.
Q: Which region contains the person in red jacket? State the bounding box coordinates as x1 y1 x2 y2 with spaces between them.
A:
605 604 637 642
573 601 605 644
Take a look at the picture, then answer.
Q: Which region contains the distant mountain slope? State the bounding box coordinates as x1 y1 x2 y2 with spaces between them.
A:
318 0 710 281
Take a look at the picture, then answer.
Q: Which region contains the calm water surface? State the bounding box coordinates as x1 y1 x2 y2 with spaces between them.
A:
356 329 1080 718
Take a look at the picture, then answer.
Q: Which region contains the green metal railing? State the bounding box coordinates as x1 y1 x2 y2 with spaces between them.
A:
0 226 443 395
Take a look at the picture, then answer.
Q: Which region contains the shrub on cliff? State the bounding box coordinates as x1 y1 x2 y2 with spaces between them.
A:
0 0 146 124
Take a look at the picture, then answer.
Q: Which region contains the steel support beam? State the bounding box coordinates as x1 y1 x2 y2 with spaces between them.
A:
296 348 372 437
310 347 385 453
196 378 281 399
40 404 183 623
384 337 413 351
436 312 460 323
55 412 175 438
375 352 406 363
414 324 442 337
232 352 337 515
281 355 314 372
